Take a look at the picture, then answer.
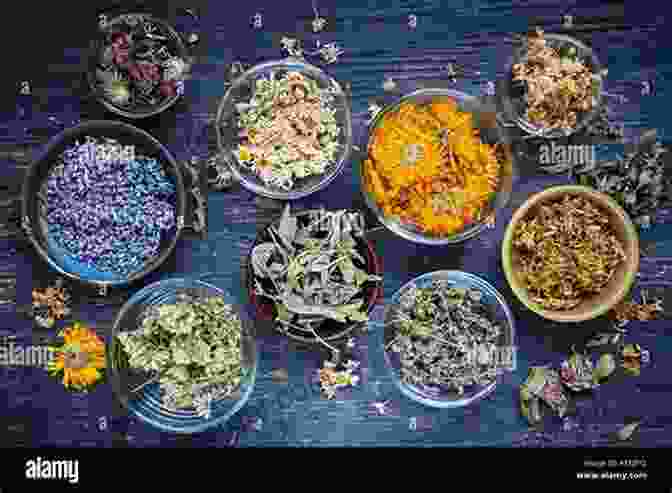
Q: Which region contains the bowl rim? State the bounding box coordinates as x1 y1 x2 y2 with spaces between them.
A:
501 32 604 138
86 12 188 119
107 276 258 433
215 58 354 200
382 269 517 408
501 185 640 322
361 87 513 245
20 119 187 288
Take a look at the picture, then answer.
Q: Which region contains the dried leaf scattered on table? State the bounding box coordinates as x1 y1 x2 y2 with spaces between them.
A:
271 368 289 384
616 421 640 441
609 298 663 324
561 349 598 391
520 380 543 426
621 344 644 376
585 332 622 348
521 366 569 419
594 353 616 381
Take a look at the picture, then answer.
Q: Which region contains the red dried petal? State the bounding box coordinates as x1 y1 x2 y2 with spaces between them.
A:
159 81 176 98
111 32 130 48
128 64 142 81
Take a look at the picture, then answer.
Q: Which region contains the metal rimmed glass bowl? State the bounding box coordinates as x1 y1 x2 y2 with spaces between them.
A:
108 277 258 433
86 12 190 119
382 270 516 409
361 88 515 245
500 32 604 138
215 58 353 200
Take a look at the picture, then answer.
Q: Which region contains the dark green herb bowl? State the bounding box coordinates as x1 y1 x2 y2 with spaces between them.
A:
502 185 639 322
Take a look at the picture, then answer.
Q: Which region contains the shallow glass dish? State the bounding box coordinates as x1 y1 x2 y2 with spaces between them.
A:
215 58 353 200
382 270 517 409
361 88 516 245
500 32 604 138
108 277 258 433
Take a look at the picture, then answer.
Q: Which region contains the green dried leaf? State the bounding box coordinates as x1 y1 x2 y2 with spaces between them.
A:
275 303 291 322
617 421 640 441
594 353 616 381
525 367 549 398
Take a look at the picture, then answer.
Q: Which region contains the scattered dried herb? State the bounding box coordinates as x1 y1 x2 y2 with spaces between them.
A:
32 282 71 329
574 140 672 229
386 282 504 396
252 205 381 347
616 421 640 441
609 297 663 324
512 194 626 310
594 353 616 381
116 296 244 412
319 359 360 399
621 343 644 376
560 348 598 391
585 331 623 348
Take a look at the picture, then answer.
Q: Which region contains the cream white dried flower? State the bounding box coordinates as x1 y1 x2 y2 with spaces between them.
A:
312 17 327 32
319 43 344 64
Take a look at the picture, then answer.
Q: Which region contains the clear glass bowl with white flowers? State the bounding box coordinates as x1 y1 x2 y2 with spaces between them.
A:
216 58 353 200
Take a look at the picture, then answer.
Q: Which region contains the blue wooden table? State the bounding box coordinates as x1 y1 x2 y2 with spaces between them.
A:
1 0 671 447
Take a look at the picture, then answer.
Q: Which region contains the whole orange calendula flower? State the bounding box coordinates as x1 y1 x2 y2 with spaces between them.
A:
47 322 106 391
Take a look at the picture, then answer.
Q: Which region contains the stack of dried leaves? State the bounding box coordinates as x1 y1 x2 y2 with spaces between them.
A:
252 204 381 347
32 282 71 328
512 195 626 310
574 139 672 229
520 343 648 426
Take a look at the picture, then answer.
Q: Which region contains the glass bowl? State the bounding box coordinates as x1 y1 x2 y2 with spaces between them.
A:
86 12 189 119
361 88 516 245
500 32 604 138
108 277 258 433
382 270 517 408
215 58 353 200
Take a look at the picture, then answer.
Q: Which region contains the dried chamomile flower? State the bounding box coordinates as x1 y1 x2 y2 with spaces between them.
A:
319 358 360 399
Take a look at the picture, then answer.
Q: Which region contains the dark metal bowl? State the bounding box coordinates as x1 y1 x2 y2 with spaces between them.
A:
21 120 187 289
246 209 383 344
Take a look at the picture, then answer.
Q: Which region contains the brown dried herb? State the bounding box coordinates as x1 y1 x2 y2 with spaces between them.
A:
32 283 71 328
609 298 662 324
512 195 626 310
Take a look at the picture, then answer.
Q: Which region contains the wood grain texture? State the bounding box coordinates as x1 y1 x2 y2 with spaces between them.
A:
1 0 672 447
